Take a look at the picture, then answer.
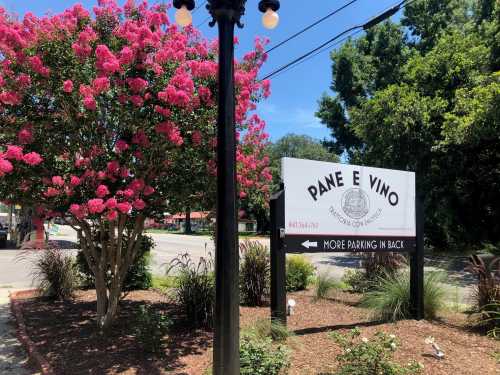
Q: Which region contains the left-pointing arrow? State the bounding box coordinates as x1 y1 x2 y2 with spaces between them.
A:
301 240 318 249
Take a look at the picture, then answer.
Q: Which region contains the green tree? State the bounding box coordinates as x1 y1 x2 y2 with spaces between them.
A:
268 134 339 191
317 0 500 249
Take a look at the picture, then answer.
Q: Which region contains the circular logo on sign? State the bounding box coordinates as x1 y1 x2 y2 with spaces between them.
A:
341 188 370 219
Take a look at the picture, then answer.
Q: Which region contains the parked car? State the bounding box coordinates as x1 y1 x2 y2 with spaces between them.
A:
0 224 7 248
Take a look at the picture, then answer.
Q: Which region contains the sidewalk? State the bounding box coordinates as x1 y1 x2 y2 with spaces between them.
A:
0 288 35 375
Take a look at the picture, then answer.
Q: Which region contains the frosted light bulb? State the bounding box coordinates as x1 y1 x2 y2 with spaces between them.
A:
175 5 192 27
262 8 279 29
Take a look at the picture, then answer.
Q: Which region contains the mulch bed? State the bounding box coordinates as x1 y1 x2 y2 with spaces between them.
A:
12 289 499 375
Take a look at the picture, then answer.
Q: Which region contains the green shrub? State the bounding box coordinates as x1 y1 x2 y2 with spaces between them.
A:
286 255 315 292
31 248 78 300
168 253 215 328
342 269 373 293
152 275 178 292
330 328 423 375
134 304 171 354
314 272 343 300
361 271 445 321
76 235 153 291
240 333 290 375
240 241 270 306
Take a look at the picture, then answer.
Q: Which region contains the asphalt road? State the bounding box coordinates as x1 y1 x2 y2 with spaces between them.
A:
0 225 475 304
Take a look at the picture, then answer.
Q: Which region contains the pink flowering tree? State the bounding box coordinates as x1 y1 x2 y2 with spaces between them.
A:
0 0 272 329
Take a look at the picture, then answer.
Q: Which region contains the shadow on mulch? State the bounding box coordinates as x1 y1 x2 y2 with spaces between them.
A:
293 320 382 336
17 291 212 375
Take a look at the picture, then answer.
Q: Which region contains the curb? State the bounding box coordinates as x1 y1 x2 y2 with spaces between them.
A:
9 290 55 375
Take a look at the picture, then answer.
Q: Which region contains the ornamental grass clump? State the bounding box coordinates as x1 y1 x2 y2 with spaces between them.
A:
362 271 445 321
30 248 79 300
314 271 343 300
248 318 294 342
467 255 500 336
240 240 270 306
330 328 423 375
168 253 215 328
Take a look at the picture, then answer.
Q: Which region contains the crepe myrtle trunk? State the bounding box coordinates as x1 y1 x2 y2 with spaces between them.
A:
76 214 145 330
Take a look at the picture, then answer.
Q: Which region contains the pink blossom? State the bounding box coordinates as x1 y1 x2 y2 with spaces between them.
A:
239 191 247 199
107 210 118 221
129 179 145 192
129 95 144 107
70 204 86 219
123 189 135 198
132 131 150 147
0 158 13 173
127 77 148 93
192 130 202 146
44 187 60 197
143 186 155 196
5 145 24 160
23 152 43 166
18 128 33 144
115 140 129 152
105 198 117 209
95 45 120 75
79 84 93 97
17 74 31 88
96 184 110 198
70 176 81 186
92 77 110 94
51 176 65 187
107 160 120 174
133 199 146 210
83 96 97 110
29 55 50 77
116 202 132 214
155 121 183 146
63 80 74 93
88 198 105 214
119 46 134 65
0 91 22 106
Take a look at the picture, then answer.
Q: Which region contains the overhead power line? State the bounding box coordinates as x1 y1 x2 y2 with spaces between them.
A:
265 0 361 54
260 0 416 81
193 1 207 14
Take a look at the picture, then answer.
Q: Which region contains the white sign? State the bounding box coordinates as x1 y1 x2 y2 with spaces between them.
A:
282 158 416 252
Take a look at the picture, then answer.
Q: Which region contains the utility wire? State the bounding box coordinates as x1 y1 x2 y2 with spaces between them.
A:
265 0 361 54
261 0 415 81
196 15 211 28
267 29 364 81
193 1 207 14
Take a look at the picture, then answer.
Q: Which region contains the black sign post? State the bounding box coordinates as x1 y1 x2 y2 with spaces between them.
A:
270 189 287 325
270 189 425 324
410 198 425 320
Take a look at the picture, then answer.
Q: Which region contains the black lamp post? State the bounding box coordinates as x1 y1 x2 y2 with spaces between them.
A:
172 1 280 374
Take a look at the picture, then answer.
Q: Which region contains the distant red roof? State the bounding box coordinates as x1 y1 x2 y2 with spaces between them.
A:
170 211 209 220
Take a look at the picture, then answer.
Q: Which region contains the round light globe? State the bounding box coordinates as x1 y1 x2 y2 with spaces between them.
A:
288 299 296 307
175 5 192 27
262 8 279 29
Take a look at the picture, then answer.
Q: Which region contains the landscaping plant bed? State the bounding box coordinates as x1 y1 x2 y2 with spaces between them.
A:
12 289 499 375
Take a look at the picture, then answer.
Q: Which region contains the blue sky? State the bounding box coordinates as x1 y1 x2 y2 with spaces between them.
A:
0 0 403 141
